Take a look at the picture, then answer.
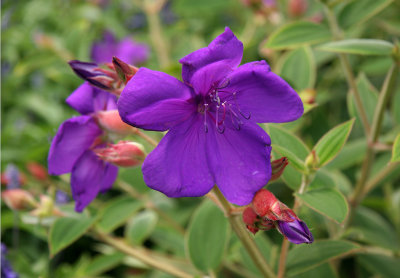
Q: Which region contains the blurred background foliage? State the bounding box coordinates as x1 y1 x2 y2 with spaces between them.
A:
2 0 400 277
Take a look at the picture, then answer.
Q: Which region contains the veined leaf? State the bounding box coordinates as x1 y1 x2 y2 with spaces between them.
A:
272 144 308 173
391 134 400 162
265 21 331 50
318 39 394 56
314 119 355 167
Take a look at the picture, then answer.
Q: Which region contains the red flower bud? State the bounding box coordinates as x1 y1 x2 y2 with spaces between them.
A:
94 141 146 167
95 110 135 135
270 157 289 181
26 162 48 181
252 189 278 218
112 56 139 84
2 189 37 210
288 0 308 17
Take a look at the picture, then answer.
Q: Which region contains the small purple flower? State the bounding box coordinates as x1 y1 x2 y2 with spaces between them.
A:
118 27 303 205
1 243 19 278
55 190 70 205
91 31 149 65
277 217 314 244
4 164 21 190
48 83 118 212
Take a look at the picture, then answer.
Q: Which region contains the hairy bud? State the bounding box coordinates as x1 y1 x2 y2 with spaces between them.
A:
2 189 37 210
95 110 134 135
270 157 289 181
94 141 146 167
112 56 139 84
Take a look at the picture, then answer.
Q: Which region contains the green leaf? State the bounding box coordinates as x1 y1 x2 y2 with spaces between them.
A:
391 134 400 162
392 87 400 124
291 263 338 278
338 0 393 29
84 252 125 276
357 254 400 278
126 210 158 245
317 39 394 56
265 21 331 50
186 200 229 272
278 46 316 90
272 144 308 173
266 124 309 158
327 138 367 170
286 240 360 276
296 188 348 223
49 214 96 256
314 119 355 167
96 196 144 233
349 207 400 251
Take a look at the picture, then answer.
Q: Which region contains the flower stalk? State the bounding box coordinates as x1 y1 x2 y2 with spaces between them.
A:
212 186 277 278
94 230 193 278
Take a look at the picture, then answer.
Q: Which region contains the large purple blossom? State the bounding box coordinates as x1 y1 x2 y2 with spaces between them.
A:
91 31 149 65
48 83 118 212
118 27 303 205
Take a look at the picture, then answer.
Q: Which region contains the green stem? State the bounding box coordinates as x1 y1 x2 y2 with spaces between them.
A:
143 0 171 68
323 5 371 137
212 187 277 278
361 162 399 200
348 64 399 226
94 230 193 278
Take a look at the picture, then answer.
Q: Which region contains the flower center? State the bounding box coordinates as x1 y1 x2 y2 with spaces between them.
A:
199 80 251 134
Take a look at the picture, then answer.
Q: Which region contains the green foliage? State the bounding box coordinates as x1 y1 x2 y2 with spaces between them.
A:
391 134 400 162
265 21 331 50
318 39 394 56
186 200 229 273
49 214 97 256
125 210 158 245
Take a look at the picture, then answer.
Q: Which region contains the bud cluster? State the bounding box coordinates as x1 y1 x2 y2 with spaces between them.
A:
243 189 314 244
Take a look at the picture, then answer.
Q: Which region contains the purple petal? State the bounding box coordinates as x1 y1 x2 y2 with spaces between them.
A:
277 219 314 244
142 114 214 198
48 116 102 175
224 61 303 123
206 121 272 206
180 27 243 85
91 32 149 65
118 68 195 131
71 150 117 212
66 82 117 114
116 38 149 65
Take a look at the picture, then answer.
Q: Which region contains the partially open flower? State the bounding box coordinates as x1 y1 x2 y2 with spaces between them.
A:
277 216 314 244
94 141 146 167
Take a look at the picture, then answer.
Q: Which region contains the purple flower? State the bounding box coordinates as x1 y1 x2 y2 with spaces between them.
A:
91 31 149 65
4 164 21 190
48 83 118 212
277 217 314 244
55 190 70 205
118 27 303 205
1 243 19 278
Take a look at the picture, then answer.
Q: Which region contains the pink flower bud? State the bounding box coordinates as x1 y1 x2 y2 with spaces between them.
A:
288 0 308 17
270 157 289 181
94 141 146 167
95 110 135 135
2 189 37 210
26 162 48 181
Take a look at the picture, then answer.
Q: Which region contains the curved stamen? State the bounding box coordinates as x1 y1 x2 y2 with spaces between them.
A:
204 104 209 133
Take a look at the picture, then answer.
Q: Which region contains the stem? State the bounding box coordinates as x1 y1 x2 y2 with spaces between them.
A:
212 187 277 278
143 0 171 68
323 5 371 137
349 64 399 224
134 129 159 147
94 230 193 278
277 174 310 278
361 162 399 200
116 180 185 235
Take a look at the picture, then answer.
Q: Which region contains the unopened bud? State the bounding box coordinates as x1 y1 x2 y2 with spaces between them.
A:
2 189 37 210
270 157 289 181
305 150 319 171
95 110 134 135
94 141 146 167
69 60 114 90
288 0 308 17
112 56 138 84
299 89 316 105
251 189 279 218
242 207 260 234
26 162 48 181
